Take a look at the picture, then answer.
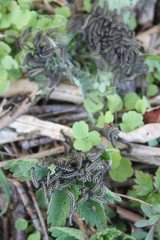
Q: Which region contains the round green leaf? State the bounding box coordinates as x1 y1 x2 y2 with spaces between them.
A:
1 55 18 70
88 131 101 146
120 111 144 132
135 99 147 114
107 94 123 113
73 139 92 152
104 111 114 123
84 93 104 113
15 218 28 231
109 157 133 182
27 231 41 240
124 92 140 110
0 68 9 94
146 73 154 83
8 2 32 30
73 121 89 140
0 41 11 58
147 84 159 97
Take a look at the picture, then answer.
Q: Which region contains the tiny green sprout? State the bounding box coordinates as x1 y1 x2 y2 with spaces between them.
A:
96 111 114 128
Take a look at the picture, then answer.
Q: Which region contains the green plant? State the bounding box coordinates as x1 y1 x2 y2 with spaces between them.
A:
128 168 160 206
135 204 160 240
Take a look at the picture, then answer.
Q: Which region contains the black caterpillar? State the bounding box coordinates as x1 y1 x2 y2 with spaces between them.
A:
21 28 75 90
68 1 148 86
31 127 131 225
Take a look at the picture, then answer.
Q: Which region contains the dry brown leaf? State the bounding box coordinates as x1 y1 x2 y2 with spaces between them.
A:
8 115 73 141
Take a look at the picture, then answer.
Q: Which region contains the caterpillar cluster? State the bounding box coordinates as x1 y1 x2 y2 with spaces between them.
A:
68 1 148 85
31 147 111 226
21 28 75 89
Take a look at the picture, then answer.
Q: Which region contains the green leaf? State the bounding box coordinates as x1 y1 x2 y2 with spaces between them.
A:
141 204 153 218
146 73 154 83
105 147 121 169
0 169 10 216
35 189 48 209
131 230 147 240
135 220 149 228
88 131 101 146
120 111 144 132
146 193 160 205
104 111 114 123
145 226 154 240
0 41 11 58
18 0 33 9
107 94 123 113
27 231 41 240
90 228 122 240
8 68 22 80
103 186 122 203
84 93 104 113
8 1 32 29
1 55 18 70
4 159 39 181
133 171 153 196
109 157 133 182
73 121 89 140
123 235 136 240
73 139 92 152
154 168 160 192
0 0 10 7
144 54 160 61
142 95 151 109
49 227 84 240
0 68 9 94
55 6 71 18
135 99 147 114
83 0 91 12
96 112 105 128
124 92 140 110
146 59 160 72
15 218 28 231
70 184 81 201
77 199 107 229
152 204 160 213
123 10 137 30
96 111 114 128
47 189 70 227
147 84 159 97
48 164 56 176
148 214 160 225
154 72 160 82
